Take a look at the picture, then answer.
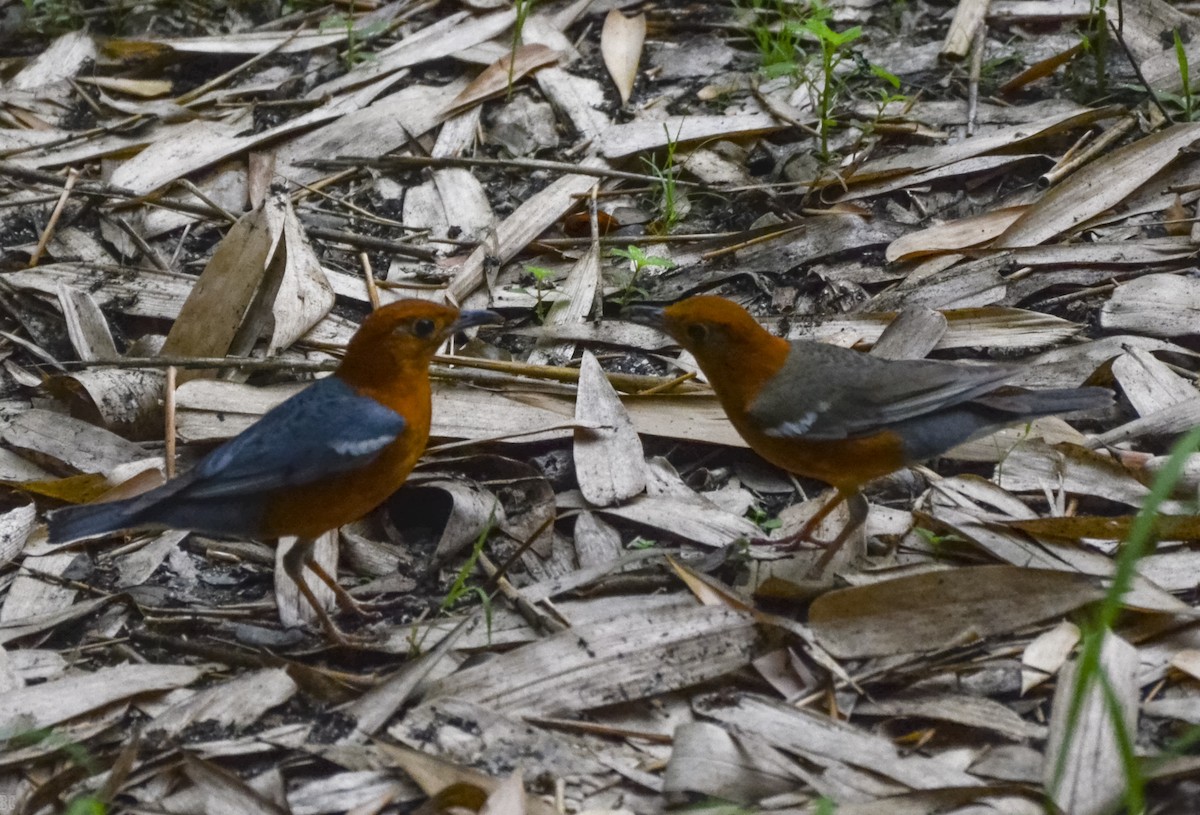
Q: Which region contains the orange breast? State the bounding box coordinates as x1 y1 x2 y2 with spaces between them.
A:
735 419 908 491
260 429 428 539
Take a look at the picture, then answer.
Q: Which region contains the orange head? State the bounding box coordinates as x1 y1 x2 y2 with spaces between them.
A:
624 295 791 411
337 299 502 391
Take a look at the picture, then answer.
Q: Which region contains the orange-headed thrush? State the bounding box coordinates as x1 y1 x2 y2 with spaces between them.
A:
48 299 503 643
626 295 1111 561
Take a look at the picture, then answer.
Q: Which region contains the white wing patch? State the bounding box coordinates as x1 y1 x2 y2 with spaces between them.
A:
330 434 395 456
767 410 820 437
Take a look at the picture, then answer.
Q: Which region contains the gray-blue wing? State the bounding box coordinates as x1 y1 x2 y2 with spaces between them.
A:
185 376 406 498
747 341 1018 440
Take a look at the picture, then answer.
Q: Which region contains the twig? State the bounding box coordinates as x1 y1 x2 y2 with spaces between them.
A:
28 167 79 268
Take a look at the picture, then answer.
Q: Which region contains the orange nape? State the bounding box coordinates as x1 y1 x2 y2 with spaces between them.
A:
48 300 503 644
626 295 1111 564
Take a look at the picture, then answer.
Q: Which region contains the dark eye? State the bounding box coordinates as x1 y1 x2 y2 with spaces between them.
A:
413 318 436 338
686 323 708 344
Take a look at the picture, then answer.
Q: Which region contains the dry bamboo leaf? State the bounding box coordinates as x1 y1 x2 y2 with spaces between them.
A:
696 692 982 790
840 155 1043 203
869 307 947 360
109 30 349 56
995 124 1200 247
592 491 758 547
447 157 607 302
158 203 274 380
600 112 785 158
530 243 600 364
56 283 117 361
47 369 165 441
848 106 1121 184
113 530 188 589
0 550 77 624
311 9 514 99
663 722 800 804
0 597 111 646
1169 649 1200 682
0 663 201 732
390 697 611 782
262 190 336 353
1139 550 1200 592
1099 273 1200 337
809 565 1105 658
430 604 762 716
1008 514 1200 542
1044 632 1139 815
1111 347 1196 417
404 477 497 562
997 442 1188 513
1094 398 1200 448
447 44 560 114
534 63 610 143
78 76 172 98
149 668 297 737
854 690 1048 741
0 501 36 563
181 754 289 815
9 31 96 90
275 531 338 631
601 10 645 105
376 743 558 815
574 351 646 507
2 409 148 475
277 79 469 188
886 207 1027 262
480 770 525 815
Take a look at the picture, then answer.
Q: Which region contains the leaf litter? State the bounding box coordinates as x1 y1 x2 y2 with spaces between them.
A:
1 0 1200 812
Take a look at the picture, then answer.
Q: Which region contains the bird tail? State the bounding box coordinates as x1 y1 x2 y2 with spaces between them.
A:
47 498 144 544
975 386 1112 416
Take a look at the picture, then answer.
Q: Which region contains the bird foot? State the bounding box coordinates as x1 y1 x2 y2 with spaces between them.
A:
318 618 380 648
335 593 384 621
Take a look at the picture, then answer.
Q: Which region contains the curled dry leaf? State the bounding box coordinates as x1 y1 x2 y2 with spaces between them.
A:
601 10 645 105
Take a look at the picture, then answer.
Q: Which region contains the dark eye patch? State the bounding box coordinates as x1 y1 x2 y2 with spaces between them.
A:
686 323 708 343
413 318 436 338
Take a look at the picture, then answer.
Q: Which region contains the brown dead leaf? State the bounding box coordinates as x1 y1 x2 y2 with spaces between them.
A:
446 44 560 115
809 565 1105 658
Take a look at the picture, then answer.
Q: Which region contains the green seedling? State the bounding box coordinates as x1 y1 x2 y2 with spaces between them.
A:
320 2 388 68
747 504 782 532
609 244 674 307
745 0 805 81
524 265 557 323
5 727 108 813
629 536 658 549
802 11 863 160
641 124 686 234
509 0 538 97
